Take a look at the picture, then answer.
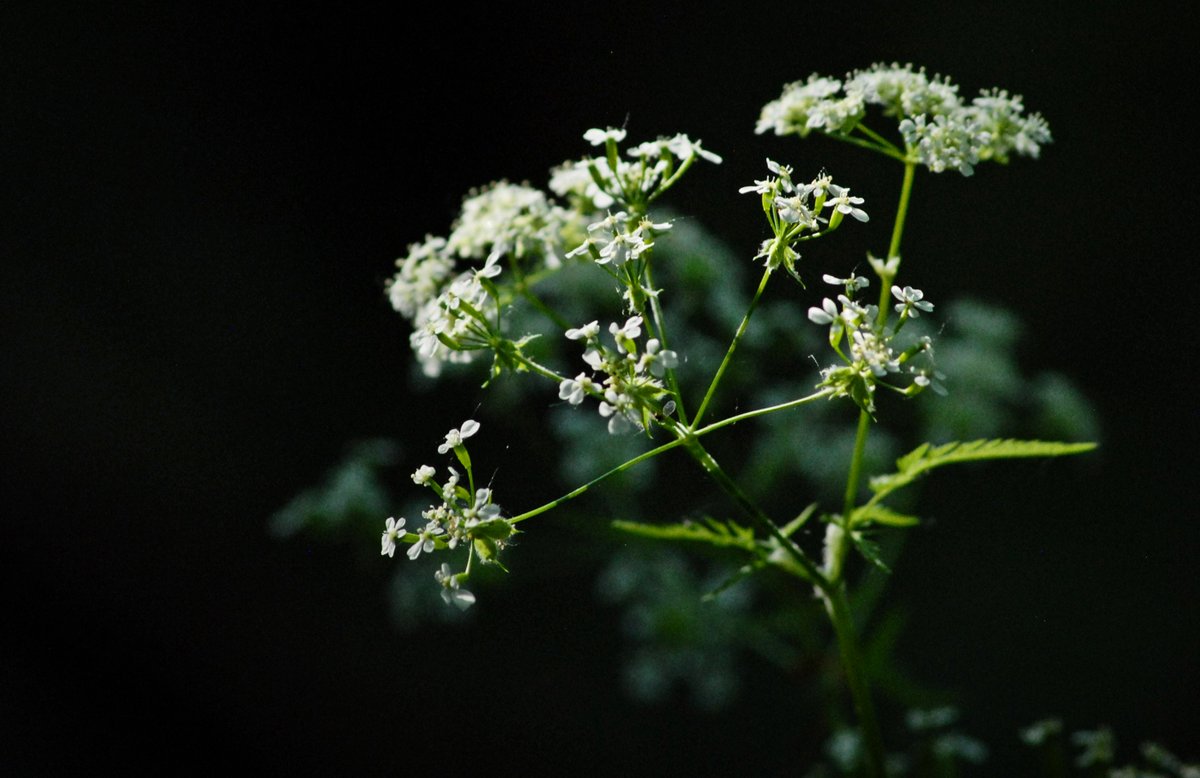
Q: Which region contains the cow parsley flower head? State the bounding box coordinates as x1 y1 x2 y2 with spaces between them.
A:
759 65 1049 177
387 236 456 320
899 113 985 176
756 74 862 137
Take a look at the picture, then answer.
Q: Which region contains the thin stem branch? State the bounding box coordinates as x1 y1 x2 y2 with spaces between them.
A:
677 431 829 593
644 258 689 425
692 266 773 427
508 436 687 524
693 388 832 438
876 160 917 324
839 409 872 540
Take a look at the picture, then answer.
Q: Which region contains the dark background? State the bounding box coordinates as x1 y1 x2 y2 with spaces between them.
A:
3 2 1196 773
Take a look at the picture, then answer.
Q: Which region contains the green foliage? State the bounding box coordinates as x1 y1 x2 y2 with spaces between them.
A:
612 516 758 553
868 439 1097 503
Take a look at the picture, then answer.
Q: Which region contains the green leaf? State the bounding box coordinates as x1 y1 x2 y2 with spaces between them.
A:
850 531 891 573
780 503 819 538
868 438 1096 501
611 516 758 552
702 561 767 602
851 503 920 529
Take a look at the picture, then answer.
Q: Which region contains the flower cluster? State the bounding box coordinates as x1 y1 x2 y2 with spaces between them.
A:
446 182 577 268
553 127 722 214
381 419 517 608
740 160 868 278
386 182 584 376
757 63 1051 175
808 273 940 412
566 210 671 267
558 315 678 434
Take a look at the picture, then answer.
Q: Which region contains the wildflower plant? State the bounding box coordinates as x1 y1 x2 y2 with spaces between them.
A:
377 64 1095 774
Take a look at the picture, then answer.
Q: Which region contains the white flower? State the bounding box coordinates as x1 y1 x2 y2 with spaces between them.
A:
891 285 934 316
411 465 436 485
899 113 984 176
640 339 678 378
406 522 443 560
850 330 899 377
965 88 1052 163
598 389 637 435
437 419 481 454
582 348 605 371
609 316 643 348
825 185 869 222
386 236 455 320
587 211 628 233
464 488 502 524
435 564 476 610
775 194 818 228
664 133 723 164
822 273 869 291
565 237 596 260
596 230 652 266
559 373 597 405
867 253 900 279
756 74 860 137
474 252 503 281
565 320 600 341
738 177 776 196
583 127 627 146
381 516 405 557
808 298 840 326
638 216 673 234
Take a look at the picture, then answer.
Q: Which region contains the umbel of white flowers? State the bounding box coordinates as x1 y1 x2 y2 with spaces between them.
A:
757 62 1051 175
381 419 518 610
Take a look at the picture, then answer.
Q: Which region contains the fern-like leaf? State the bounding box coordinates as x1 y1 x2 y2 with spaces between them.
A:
611 516 759 552
868 439 1096 502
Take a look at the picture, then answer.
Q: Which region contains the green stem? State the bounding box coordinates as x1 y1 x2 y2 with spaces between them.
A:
876 160 916 324
678 432 828 592
826 132 909 163
508 437 687 524
692 266 773 427
508 390 829 526
853 122 902 153
826 585 888 777
840 409 872 539
825 157 918 773
644 259 689 425
693 388 831 438
509 351 566 384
